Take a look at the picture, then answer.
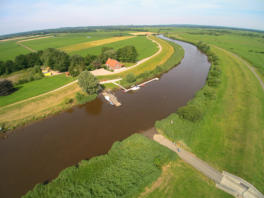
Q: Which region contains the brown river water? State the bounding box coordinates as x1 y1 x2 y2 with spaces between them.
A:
0 36 210 198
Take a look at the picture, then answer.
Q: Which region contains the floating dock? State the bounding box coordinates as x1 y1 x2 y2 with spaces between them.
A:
102 91 121 107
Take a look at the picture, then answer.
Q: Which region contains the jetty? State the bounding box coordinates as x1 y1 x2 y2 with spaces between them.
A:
113 77 159 92
102 91 121 107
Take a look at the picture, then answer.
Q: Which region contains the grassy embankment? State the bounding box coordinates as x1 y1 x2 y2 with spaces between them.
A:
166 28 264 81
23 134 229 198
0 32 130 61
155 37 264 193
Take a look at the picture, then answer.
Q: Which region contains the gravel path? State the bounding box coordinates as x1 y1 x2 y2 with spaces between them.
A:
153 134 223 183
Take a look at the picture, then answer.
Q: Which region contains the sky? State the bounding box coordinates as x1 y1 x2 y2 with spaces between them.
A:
0 0 264 35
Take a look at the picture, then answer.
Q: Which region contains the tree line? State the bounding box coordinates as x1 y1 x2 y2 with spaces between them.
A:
0 45 138 77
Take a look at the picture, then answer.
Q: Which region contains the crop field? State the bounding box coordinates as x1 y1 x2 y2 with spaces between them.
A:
70 36 159 60
23 32 128 51
156 43 264 193
0 32 130 61
0 74 75 107
23 134 229 198
60 36 134 52
165 28 264 80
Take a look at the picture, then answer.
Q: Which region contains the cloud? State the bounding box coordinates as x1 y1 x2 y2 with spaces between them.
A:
0 0 263 35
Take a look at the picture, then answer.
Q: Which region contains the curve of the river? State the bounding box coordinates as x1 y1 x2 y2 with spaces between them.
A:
0 36 210 198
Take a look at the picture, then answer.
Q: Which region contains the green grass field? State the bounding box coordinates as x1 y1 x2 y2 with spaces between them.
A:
0 74 75 107
23 134 230 198
156 43 264 193
0 32 129 61
70 36 158 60
165 28 264 80
0 41 30 61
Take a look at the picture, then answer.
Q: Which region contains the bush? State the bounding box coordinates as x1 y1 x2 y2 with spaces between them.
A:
78 71 101 95
125 73 136 83
207 76 221 87
75 92 97 105
203 87 216 100
0 80 15 96
177 104 203 122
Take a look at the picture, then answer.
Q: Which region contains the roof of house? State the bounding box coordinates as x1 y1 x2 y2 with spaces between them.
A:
106 58 123 68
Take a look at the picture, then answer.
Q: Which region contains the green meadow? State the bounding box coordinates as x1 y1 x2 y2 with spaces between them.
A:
165 28 264 80
0 41 30 61
70 36 158 60
23 134 229 198
0 74 75 107
0 32 130 61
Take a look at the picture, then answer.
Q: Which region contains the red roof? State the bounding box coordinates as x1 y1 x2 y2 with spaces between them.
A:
106 58 123 69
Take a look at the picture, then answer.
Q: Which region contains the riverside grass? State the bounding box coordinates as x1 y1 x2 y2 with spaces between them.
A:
155 44 264 193
23 134 229 198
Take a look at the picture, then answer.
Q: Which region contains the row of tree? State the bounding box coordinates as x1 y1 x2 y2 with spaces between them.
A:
0 45 138 77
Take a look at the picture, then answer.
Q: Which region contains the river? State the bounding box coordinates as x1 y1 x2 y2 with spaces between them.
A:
0 36 210 198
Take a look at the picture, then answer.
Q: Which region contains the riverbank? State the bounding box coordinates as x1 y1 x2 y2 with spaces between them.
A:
0 36 183 134
156 37 264 193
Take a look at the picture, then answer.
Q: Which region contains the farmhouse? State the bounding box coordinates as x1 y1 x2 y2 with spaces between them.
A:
106 58 124 70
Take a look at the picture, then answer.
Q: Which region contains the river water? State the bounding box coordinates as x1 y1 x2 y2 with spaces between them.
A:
0 36 210 198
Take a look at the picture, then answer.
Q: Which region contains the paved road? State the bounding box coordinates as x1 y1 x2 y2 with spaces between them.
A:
153 134 223 183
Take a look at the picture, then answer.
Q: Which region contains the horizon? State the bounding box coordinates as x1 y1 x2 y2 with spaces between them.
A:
1 0 264 36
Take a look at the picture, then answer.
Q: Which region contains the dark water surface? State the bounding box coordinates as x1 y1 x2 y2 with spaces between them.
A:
0 36 210 198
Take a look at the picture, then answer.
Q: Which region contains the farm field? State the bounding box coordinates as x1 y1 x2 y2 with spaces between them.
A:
156 43 264 193
0 41 30 61
23 134 229 198
0 32 130 61
70 36 159 60
97 36 176 81
60 35 134 52
0 74 75 107
165 28 264 80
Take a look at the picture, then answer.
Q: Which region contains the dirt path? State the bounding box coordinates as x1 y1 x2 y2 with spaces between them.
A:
153 134 223 183
214 46 264 91
16 35 54 53
91 36 162 76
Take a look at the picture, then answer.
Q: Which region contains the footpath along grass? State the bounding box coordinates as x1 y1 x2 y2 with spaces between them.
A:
156 45 264 193
23 134 230 198
0 74 75 107
70 36 158 60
